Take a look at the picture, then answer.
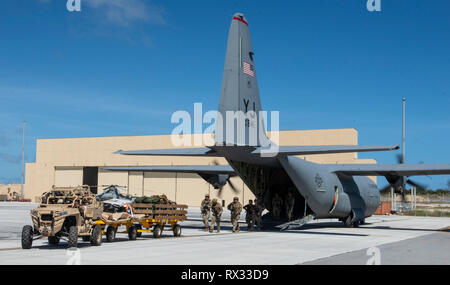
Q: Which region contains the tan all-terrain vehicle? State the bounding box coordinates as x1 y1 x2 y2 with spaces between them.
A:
22 185 103 249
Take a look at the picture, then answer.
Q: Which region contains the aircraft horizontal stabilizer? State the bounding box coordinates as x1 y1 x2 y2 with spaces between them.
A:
104 165 236 175
115 145 399 158
328 164 450 176
252 145 399 156
114 147 219 157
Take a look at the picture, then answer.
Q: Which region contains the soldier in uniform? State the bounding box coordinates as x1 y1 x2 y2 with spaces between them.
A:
272 193 283 220
227 197 242 233
200 194 212 232
285 191 295 221
243 200 257 231
254 198 265 230
210 199 223 233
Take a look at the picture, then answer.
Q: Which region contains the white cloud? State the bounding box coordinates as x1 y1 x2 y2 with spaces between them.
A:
37 0 165 27
85 0 165 27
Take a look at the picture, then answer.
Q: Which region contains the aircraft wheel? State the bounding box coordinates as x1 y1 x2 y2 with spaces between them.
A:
343 215 354 228
21 225 33 249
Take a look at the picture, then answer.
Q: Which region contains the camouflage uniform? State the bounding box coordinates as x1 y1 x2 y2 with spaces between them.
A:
244 200 257 231
210 199 223 233
227 197 242 233
272 193 283 220
254 198 265 230
285 191 295 221
200 195 212 231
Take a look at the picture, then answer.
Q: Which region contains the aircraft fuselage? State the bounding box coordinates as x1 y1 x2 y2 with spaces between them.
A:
213 145 380 223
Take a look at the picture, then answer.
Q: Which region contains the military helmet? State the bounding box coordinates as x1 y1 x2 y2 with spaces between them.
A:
212 198 218 203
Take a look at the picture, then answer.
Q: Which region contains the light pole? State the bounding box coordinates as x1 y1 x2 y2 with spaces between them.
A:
402 98 406 165
21 120 26 198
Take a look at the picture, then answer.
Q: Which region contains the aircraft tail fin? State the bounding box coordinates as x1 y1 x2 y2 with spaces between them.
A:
215 13 269 147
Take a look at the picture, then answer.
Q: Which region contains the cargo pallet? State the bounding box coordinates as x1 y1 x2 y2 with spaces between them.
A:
95 203 188 242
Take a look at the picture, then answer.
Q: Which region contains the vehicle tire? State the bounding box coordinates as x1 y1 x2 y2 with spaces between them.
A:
173 224 181 237
68 226 78 248
153 225 162 238
106 226 116 242
82 236 90 242
21 225 33 249
48 236 60 246
135 224 142 237
90 225 102 246
128 226 137 240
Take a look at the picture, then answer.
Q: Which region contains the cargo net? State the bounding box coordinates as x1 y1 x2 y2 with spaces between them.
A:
132 195 188 221
101 194 188 222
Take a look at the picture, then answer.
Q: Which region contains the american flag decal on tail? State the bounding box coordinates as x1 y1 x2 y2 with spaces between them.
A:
243 61 255 77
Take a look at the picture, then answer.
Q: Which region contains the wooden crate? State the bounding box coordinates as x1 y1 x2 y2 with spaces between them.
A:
131 203 188 219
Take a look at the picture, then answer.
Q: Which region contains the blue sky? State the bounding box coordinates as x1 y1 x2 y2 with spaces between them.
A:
0 0 449 189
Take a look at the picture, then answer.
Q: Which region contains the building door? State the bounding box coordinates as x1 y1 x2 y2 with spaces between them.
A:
83 167 98 194
54 167 83 187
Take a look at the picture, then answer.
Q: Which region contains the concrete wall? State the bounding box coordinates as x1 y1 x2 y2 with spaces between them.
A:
24 129 377 206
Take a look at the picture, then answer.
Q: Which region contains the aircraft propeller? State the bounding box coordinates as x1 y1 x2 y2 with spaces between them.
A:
381 154 427 203
211 160 240 198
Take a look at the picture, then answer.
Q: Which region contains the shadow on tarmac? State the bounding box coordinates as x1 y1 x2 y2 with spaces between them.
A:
28 219 447 251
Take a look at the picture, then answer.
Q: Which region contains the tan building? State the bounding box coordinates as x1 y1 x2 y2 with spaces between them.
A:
0 184 21 195
23 129 376 206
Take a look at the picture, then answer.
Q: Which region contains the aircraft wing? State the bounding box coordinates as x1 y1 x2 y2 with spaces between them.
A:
252 145 399 156
104 165 236 175
114 147 219 157
327 164 450 176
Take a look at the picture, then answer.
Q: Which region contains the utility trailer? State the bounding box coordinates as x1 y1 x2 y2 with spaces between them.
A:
96 203 188 242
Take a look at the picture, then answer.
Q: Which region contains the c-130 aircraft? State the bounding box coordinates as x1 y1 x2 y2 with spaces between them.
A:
107 13 450 228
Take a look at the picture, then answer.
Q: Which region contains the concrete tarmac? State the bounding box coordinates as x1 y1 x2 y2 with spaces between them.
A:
0 202 448 265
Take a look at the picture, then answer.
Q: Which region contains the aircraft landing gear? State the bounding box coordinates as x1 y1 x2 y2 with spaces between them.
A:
343 215 359 228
